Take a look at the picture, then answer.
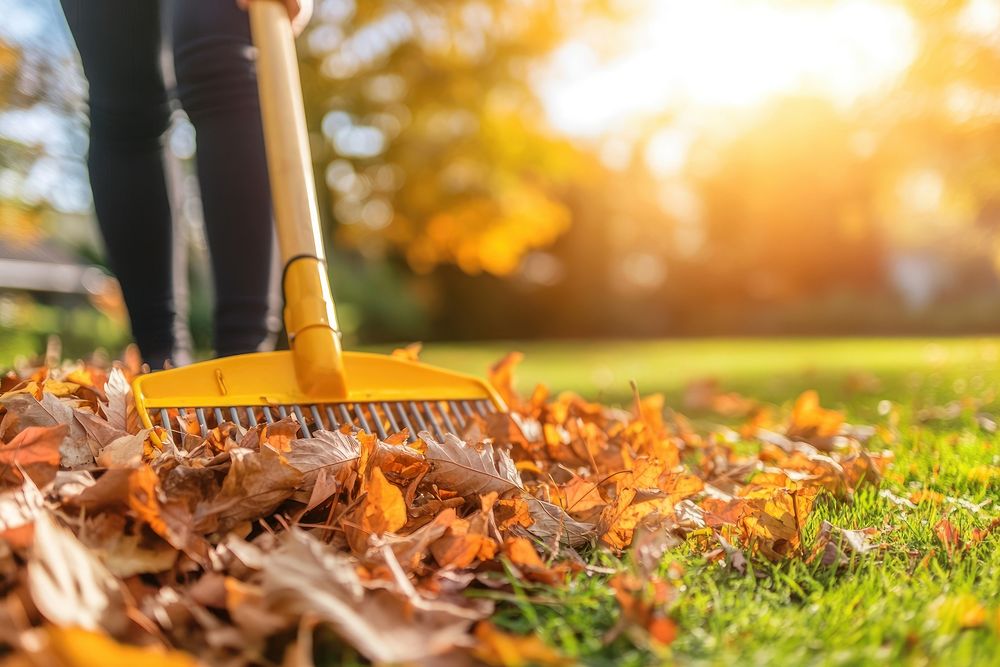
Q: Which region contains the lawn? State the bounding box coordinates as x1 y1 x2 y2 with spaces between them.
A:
404 337 1000 666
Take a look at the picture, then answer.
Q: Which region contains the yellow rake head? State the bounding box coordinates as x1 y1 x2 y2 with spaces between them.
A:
133 350 505 444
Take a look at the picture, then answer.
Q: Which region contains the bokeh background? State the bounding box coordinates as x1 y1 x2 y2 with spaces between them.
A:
3 0 1000 363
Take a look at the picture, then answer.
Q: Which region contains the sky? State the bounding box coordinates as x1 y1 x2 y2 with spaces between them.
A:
538 0 920 137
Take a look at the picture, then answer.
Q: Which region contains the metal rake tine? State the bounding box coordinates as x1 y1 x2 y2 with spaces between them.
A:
366 404 387 439
438 401 458 434
229 407 241 426
214 408 225 428
447 401 466 429
421 401 445 440
353 404 372 434
293 405 310 437
159 409 171 435
262 406 275 424
394 403 417 442
337 404 353 429
245 407 257 428
310 405 324 431
381 402 400 434
407 401 429 434
325 405 339 428
278 405 289 419
195 408 209 436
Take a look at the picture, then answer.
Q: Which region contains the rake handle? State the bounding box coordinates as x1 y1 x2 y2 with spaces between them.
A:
249 0 347 398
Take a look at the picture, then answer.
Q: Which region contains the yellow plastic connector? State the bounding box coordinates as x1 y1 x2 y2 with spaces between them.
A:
282 257 346 398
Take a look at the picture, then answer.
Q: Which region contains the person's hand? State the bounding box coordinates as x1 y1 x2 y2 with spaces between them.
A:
237 0 313 35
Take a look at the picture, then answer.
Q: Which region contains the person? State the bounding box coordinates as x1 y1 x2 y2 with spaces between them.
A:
59 0 311 369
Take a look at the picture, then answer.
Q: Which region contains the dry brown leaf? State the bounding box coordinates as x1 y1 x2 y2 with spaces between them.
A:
502 536 564 585
74 408 128 453
0 393 91 467
807 520 880 566
0 425 67 488
103 368 141 434
283 430 361 491
602 497 675 551
0 480 44 549
365 508 458 573
262 529 479 663
195 445 303 533
431 513 498 569
422 432 523 497
128 465 209 562
226 577 290 637
526 497 597 547
95 432 146 468
64 468 133 513
26 510 127 634
78 513 178 577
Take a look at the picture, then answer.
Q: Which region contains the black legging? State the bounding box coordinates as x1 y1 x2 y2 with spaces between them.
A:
60 0 275 368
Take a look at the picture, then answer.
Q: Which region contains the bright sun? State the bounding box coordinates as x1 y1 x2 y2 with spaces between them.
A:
540 0 918 137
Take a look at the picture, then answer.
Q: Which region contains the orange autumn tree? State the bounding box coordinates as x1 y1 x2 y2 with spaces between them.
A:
298 0 624 276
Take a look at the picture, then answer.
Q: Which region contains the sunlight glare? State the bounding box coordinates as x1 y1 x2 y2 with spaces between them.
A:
540 0 917 136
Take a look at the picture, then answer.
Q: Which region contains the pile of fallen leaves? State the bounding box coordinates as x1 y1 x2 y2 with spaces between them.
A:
0 350 892 666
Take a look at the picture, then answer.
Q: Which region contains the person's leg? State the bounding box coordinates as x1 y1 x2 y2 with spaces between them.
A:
60 0 179 368
171 0 276 357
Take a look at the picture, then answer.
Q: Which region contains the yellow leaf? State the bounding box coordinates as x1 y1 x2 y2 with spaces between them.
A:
473 621 570 667
366 466 406 534
933 594 987 629
40 626 200 667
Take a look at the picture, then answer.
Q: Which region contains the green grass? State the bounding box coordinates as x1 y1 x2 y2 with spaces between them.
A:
413 337 1000 666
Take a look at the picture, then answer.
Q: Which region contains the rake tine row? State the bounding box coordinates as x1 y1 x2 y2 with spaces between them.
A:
153 399 497 444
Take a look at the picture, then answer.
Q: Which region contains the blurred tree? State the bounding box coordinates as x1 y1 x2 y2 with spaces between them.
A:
688 97 887 313
298 0 622 279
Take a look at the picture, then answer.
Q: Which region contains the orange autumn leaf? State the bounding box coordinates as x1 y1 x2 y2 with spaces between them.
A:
390 342 422 362
0 424 67 487
934 518 962 558
494 496 534 531
488 351 525 411
558 476 605 515
743 485 818 559
20 626 201 667
910 489 945 505
658 472 704 503
348 466 408 552
602 497 674 551
502 535 564 584
609 572 678 647
503 536 547 569
430 515 497 568
787 390 843 442
261 417 301 453
472 621 571 667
